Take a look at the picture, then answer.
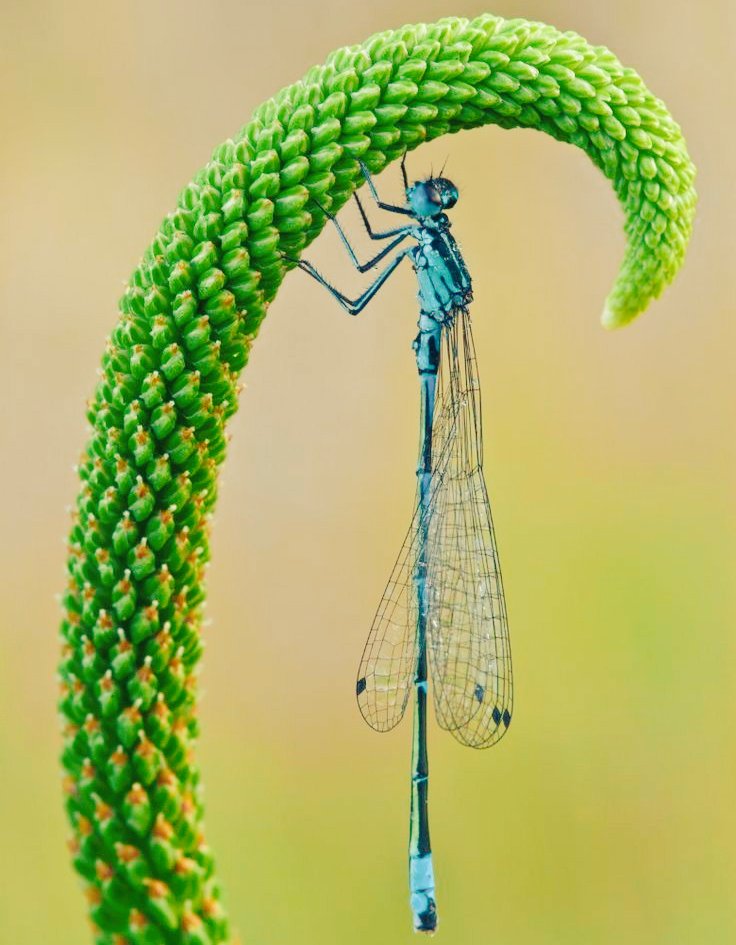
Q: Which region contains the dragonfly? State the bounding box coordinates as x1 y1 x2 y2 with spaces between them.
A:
290 157 513 933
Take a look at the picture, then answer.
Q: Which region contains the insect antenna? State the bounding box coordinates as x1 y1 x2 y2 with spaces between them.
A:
400 153 409 191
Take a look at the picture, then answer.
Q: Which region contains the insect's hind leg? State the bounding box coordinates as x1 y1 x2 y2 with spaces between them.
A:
295 248 410 315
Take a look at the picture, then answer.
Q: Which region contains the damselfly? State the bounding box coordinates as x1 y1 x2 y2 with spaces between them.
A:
292 158 513 933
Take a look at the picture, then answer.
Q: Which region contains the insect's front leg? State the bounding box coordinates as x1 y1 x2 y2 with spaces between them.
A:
359 160 412 216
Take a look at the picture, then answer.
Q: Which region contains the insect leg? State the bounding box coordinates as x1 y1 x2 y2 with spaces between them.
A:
336 225 411 272
297 247 411 315
359 160 412 215
313 196 411 268
353 193 412 240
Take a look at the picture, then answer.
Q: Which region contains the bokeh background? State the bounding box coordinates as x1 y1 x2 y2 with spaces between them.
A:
1 1 734 942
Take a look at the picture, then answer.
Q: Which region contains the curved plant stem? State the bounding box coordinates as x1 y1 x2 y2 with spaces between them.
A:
59 13 696 945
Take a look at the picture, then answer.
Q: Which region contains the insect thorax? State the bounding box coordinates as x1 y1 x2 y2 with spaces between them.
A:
411 217 472 320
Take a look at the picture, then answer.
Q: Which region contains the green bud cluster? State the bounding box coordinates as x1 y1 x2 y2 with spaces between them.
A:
59 13 695 944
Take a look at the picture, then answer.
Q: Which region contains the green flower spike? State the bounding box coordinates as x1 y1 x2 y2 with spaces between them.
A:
60 13 695 945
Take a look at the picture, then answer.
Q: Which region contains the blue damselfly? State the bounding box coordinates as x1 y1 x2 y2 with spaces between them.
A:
291 158 513 933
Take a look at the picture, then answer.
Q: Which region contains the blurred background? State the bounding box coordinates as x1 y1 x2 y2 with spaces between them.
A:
1 0 734 942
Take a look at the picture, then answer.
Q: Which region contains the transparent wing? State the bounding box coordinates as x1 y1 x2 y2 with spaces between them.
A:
356 346 467 732
355 509 420 731
426 311 513 749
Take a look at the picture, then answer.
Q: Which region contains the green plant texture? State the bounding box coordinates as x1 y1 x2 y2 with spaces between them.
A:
59 13 696 945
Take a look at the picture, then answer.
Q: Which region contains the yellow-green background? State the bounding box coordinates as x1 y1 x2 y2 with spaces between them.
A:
1 0 734 942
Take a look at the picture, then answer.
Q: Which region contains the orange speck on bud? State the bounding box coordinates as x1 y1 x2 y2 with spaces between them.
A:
127 782 148 807
121 703 142 726
110 746 128 767
174 854 197 876
76 814 93 836
129 908 148 931
157 767 177 788
183 612 199 631
143 602 159 621
81 759 96 780
137 658 154 684
152 694 170 721
143 877 170 900
155 624 173 650
180 792 196 818
152 812 174 840
181 908 203 932
95 797 113 823
136 734 156 760
134 477 149 498
95 860 114 882
84 884 102 905
169 649 184 676
115 842 141 864
120 509 135 540
201 896 221 919
84 714 101 735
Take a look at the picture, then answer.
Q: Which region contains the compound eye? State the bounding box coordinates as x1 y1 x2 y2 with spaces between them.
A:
441 186 458 209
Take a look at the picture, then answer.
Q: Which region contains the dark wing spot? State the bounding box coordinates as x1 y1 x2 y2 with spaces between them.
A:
502 709 512 728
474 683 485 703
492 706 502 726
356 677 367 696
